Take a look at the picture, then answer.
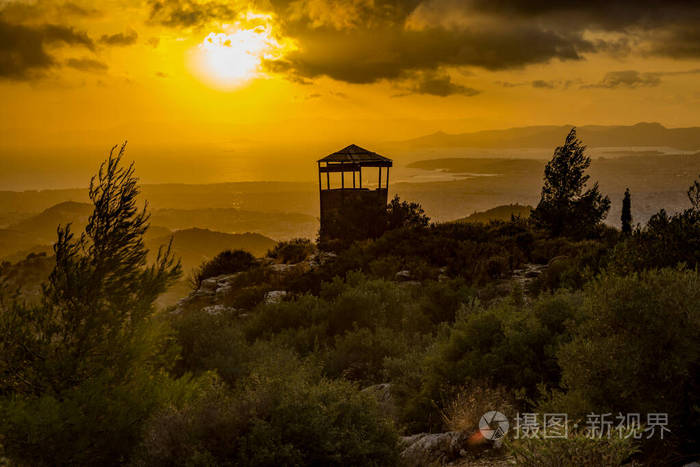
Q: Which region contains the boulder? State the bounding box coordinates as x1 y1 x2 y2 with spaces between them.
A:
201 304 236 315
264 290 287 304
400 431 467 466
395 270 412 281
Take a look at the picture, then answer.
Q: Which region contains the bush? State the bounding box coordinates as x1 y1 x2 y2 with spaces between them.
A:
191 249 255 287
507 430 639 466
555 269 700 460
267 238 315 264
324 327 413 385
137 354 399 466
407 291 582 431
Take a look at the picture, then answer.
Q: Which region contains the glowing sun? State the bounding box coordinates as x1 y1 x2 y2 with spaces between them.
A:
190 21 285 90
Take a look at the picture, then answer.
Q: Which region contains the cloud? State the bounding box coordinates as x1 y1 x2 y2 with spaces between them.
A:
584 70 661 89
99 29 138 46
0 20 94 80
60 2 101 17
532 80 556 89
147 0 237 28
65 57 108 72
405 70 479 96
149 0 700 87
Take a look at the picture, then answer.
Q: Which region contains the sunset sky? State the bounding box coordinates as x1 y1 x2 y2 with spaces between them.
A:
2 0 700 189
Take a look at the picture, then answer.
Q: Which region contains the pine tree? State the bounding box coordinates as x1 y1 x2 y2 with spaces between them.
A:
531 127 611 237
621 188 632 234
689 176 700 210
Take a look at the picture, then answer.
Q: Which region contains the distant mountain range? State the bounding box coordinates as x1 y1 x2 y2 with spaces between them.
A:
455 204 533 223
0 201 279 270
396 122 700 150
147 228 275 272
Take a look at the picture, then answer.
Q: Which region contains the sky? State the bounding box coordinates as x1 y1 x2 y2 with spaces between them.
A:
2 0 700 189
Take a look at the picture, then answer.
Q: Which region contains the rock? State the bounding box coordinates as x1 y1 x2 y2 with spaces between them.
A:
400 431 467 466
682 463 700 467
264 290 287 304
269 263 295 273
199 277 219 292
201 304 236 315
215 285 233 296
362 383 397 422
395 270 412 281
547 255 569 267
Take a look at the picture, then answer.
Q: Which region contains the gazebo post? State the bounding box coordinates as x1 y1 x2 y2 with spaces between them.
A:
378 167 382 189
359 167 362 188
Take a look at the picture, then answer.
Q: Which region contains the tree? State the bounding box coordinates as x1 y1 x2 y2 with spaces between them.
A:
621 188 632 234
0 143 186 465
689 176 700 210
531 128 610 237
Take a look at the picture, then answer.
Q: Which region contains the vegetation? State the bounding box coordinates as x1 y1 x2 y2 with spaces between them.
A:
1 136 699 465
532 127 610 237
267 238 316 264
191 248 256 287
621 187 632 234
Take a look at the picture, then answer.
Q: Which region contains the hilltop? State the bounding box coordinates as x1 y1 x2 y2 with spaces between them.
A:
396 122 700 150
455 204 532 223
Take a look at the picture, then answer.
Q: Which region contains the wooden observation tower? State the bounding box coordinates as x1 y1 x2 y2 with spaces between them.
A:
317 144 393 242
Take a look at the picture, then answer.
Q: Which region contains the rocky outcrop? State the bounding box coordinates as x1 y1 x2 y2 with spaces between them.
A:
400 432 468 466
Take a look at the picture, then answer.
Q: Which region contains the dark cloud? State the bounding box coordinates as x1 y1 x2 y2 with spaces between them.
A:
0 1 101 22
406 71 479 96
65 57 108 72
149 0 700 86
0 20 94 80
60 2 102 17
532 80 556 89
274 25 592 84
99 29 138 46
584 70 661 89
147 0 237 28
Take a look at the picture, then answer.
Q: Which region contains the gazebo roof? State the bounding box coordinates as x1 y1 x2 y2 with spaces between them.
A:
318 144 392 167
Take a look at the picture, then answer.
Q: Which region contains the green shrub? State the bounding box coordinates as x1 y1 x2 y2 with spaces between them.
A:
507 430 639 466
324 327 413 385
137 354 399 466
555 269 700 460
267 238 316 264
192 249 255 287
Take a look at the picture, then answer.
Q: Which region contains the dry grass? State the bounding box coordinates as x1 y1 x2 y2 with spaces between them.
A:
442 383 516 435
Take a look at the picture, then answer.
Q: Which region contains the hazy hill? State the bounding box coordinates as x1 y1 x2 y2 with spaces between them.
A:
456 204 533 223
150 208 318 241
147 228 276 272
9 201 92 244
0 229 42 259
398 122 700 150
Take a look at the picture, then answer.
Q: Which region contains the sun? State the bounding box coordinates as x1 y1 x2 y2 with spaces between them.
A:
189 18 287 90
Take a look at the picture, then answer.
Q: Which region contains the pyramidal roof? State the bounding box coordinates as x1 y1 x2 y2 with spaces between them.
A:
318 144 392 165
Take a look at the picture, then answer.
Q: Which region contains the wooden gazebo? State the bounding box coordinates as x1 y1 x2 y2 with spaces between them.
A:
317 144 393 241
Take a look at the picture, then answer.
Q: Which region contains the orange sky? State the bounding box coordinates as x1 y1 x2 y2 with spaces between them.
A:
2 0 700 188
